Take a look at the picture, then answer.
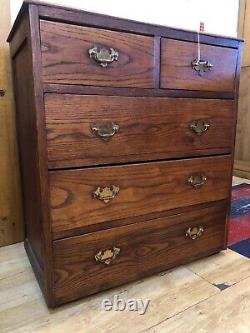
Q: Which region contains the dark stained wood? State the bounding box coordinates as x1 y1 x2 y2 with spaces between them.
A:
45 94 234 169
12 33 43 267
8 10 29 58
53 201 227 305
161 39 238 92
52 199 227 240
10 1 243 48
10 4 54 307
49 156 232 236
40 20 154 88
24 238 45 293
28 4 54 307
8 0 242 308
43 83 235 99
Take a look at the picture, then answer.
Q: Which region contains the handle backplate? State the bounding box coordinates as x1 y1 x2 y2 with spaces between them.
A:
191 58 213 75
189 119 210 136
93 185 120 203
188 175 207 189
91 122 119 141
88 46 119 67
186 226 204 240
95 247 120 264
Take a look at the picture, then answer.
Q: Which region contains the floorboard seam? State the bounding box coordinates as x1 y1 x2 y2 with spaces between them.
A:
140 274 250 333
186 266 250 290
185 267 217 286
0 268 31 283
138 290 219 333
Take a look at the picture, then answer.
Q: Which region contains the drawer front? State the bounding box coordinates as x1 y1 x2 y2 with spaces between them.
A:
45 94 234 169
53 202 227 305
50 156 231 237
161 39 238 92
40 20 154 88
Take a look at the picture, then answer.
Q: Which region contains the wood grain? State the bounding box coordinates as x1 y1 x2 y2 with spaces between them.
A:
237 0 246 40
146 276 250 333
9 1 242 48
233 1 250 179
49 156 232 236
40 20 154 88
43 83 235 99
12 36 44 266
187 247 250 287
8 0 242 307
234 159 250 179
0 0 23 247
161 39 238 92
241 0 250 67
1 243 249 332
234 63 250 179
45 94 234 169
235 68 250 160
10 4 54 306
0 242 222 333
53 202 226 305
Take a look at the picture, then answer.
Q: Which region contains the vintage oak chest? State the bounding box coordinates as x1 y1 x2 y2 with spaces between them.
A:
8 0 242 307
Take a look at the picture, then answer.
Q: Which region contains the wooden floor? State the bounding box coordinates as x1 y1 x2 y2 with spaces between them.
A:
0 177 250 333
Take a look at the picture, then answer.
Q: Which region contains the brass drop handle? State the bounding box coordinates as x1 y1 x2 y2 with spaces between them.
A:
189 120 210 136
191 58 213 75
95 247 121 265
88 46 119 67
93 185 120 203
188 175 207 189
186 226 204 240
91 122 119 141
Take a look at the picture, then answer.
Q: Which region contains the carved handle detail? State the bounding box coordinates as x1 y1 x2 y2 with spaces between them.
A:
191 58 213 75
186 226 204 240
91 122 119 141
93 185 120 203
189 120 210 136
95 247 121 264
188 175 207 189
88 46 119 67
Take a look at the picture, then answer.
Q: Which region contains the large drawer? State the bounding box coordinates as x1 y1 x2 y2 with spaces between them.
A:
40 20 154 88
45 94 234 169
53 201 227 305
161 39 238 92
49 155 231 238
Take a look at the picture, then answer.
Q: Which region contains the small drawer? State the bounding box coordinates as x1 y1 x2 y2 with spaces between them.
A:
53 201 227 305
45 94 234 169
40 20 154 88
160 39 238 92
49 155 231 238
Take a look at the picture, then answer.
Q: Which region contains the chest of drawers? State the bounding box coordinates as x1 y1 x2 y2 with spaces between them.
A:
8 0 242 307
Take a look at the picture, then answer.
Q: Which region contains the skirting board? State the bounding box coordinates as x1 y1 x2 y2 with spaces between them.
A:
234 159 250 179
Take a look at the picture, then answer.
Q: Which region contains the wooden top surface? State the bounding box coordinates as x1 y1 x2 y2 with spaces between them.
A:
7 0 243 46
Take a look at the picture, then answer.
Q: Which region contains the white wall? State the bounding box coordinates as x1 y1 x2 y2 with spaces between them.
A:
11 0 239 37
